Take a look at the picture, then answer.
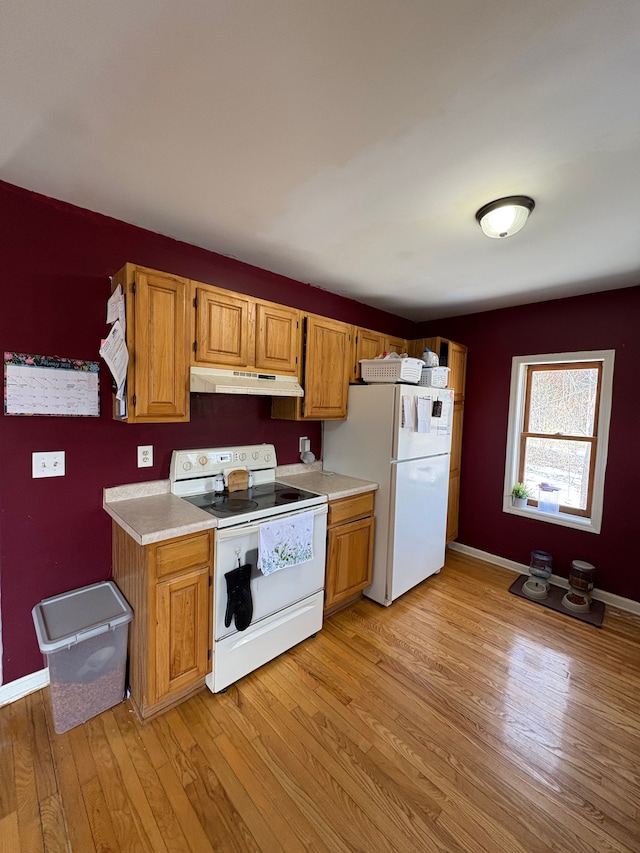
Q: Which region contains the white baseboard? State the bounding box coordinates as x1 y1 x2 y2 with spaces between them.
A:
448 542 640 617
0 668 48 708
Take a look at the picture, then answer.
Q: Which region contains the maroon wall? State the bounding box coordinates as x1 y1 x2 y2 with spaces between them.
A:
418 286 639 601
0 181 413 683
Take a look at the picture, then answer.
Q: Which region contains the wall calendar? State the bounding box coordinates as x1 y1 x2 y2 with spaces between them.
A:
4 352 100 417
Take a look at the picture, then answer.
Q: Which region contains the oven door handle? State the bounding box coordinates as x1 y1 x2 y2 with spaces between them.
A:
216 521 262 540
215 503 327 542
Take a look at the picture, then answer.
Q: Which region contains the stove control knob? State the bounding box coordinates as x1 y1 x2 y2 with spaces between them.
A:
182 461 192 471
265 452 272 462
252 451 259 460
199 456 208 466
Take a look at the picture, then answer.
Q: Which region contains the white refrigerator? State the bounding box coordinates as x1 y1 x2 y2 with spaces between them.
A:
323 383 454 606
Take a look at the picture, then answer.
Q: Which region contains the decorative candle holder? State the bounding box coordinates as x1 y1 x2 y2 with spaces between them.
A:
522 550 553 600
562 560 595 613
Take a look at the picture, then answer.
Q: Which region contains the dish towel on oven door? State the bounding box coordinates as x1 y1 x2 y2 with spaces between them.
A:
258 510 314 576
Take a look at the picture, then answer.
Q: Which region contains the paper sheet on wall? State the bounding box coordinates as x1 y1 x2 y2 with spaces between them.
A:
99 319 128 400
106 284 126 332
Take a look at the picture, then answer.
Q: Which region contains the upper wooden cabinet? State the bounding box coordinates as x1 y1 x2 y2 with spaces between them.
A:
272 314 353 420
254 300 301 375
409 336 466 400
384 335 407 355
111 264 190 423
352 328 408 382
192 282 300 376
109 263 416 425
352 328 385 382
437 338 467 402
193 285 251 367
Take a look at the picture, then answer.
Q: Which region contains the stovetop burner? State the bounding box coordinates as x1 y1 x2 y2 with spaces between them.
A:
277 490 308 503
181 481 323 521
170 444 327 527
224 498 259 512
204 496 260 514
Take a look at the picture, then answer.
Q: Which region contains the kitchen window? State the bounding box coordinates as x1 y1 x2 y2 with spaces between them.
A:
503 350 615 533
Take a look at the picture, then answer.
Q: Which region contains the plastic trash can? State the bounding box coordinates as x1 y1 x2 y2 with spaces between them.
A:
32 580 132 734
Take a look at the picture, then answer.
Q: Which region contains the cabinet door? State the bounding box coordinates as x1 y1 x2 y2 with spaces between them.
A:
384 336 407 356
325 516 374 609
154 566 211 702
115 265 190 423
194 285 251 367
446 341 467 402
303 315 353 419
255 301 300 375
420 337 467 400
353 328 385 382
447 400 464 541
447 471 460 542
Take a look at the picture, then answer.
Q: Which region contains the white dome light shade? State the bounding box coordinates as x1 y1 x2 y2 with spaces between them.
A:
476 196 535 238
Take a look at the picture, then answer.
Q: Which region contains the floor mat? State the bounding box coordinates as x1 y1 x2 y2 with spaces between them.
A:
508 574 605 628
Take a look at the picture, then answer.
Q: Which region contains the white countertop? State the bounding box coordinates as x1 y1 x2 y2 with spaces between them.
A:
275 469 378 501
103 479 217 545
103 465 377 546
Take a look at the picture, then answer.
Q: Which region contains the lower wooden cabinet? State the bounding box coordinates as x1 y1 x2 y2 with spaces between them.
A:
112 524 213 721
324 491 375 616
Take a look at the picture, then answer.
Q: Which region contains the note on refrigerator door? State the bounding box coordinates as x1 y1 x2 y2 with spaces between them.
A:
401 395 414 429
436 394 454 435
416 395 432 433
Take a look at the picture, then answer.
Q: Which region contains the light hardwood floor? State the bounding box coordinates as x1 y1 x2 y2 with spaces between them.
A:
2 550 640 852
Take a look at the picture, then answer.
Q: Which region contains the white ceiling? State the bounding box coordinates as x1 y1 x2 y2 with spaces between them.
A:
2 1 640 321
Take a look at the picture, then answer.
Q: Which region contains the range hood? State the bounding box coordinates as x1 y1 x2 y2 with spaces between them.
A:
190 366 304 397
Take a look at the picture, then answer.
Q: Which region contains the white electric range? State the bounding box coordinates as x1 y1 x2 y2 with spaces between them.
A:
170 444 328 692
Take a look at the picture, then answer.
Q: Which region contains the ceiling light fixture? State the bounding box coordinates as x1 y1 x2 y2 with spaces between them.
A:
475 195 535 238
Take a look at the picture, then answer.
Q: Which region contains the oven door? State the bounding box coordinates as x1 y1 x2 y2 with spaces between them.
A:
213 504 328 643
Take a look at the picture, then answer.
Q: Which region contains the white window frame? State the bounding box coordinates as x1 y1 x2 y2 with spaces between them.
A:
503 349 615 534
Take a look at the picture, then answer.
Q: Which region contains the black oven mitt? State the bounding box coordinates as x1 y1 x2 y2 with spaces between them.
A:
224 564 253 632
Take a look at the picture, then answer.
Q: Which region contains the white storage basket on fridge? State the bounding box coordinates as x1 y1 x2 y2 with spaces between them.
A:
417 366 451 388
359 357 423 384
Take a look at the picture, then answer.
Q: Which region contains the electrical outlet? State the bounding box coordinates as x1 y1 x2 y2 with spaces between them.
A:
137 445 153 468
32 451 66 478
298 436 310 453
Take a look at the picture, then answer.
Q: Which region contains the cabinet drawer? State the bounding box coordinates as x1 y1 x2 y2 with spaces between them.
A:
328 491 375 527
153 531 212 578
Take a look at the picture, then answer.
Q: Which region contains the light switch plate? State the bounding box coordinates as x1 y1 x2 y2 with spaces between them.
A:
32 451 65 478
137 445 153 468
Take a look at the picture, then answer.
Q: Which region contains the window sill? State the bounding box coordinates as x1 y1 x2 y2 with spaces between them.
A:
503 502 600 534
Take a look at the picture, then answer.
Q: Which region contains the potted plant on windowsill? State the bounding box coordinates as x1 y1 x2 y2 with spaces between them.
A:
511 482 532 508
